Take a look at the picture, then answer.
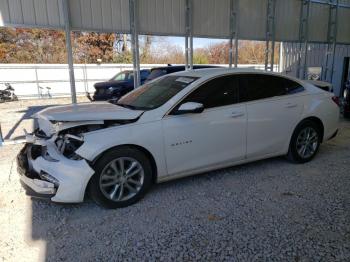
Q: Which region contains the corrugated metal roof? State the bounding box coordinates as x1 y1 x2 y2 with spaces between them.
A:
138 0 185 36
192 0 230 38
337 7 350 43
69 0 130 32
238 0 267 41
275 0 300 42
0 0 64 28
0 0 349 43
308 2 329 42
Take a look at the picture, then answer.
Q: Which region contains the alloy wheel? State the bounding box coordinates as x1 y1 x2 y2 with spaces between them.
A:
296 127 319 159
99 157 144 202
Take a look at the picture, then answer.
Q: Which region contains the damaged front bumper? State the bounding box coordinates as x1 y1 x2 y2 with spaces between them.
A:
17 136 95 203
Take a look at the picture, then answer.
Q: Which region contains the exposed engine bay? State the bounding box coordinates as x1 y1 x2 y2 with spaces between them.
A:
55 124 100 160
32 118 139 160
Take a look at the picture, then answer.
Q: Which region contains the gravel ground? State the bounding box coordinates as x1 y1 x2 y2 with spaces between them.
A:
0 99 350 261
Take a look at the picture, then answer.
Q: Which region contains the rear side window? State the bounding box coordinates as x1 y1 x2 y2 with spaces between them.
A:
238 74 304 102
147 69 167 81
168 67 185 73
182 75 239 109
140 70 150 79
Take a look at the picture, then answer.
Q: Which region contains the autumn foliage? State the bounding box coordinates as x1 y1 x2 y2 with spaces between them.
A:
0 28 278 65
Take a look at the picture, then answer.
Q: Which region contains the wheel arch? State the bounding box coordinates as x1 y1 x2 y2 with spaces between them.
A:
294 116 325 142
90 144 158 184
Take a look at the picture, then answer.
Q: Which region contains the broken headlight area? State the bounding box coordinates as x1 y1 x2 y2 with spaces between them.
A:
54 123 108 160
55 134 84 160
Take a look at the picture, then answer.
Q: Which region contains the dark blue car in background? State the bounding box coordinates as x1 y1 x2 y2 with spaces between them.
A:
89 65 221 101
89 69 150 101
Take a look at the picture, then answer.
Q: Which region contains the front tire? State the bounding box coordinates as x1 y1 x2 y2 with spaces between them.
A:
89 146 153 208
287 120 322 163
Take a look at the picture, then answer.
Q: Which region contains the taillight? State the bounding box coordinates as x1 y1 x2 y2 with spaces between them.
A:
331 96 340 107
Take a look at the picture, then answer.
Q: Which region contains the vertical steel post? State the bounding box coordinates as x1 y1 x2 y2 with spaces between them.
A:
279 42 283 73
62 0 77 104
185 0 193 70
302 1 310 79
270 34 276 71
185 0 190 70
265 0 276 71
297 0 310 79
329 9 338 83
189 0 193 70
185 36 189 70
229 38 233 68
83 63 88 92
130 0 140 88
229 0 233 68
189 32 193 70
229 0 239 68
0 123 3 146
264 1 270 70
34 67 41 98
234 29 238 68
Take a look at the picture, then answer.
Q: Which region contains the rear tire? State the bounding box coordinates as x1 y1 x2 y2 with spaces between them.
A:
287 120 322 163
89 146 153 209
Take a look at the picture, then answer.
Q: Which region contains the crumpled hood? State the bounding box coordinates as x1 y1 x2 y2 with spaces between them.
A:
33 101 144 122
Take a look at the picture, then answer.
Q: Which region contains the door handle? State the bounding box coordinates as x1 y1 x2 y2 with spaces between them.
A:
230 112 244 118
285 103 298 108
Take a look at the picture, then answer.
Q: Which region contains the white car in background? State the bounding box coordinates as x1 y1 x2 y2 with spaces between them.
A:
17 69 339 208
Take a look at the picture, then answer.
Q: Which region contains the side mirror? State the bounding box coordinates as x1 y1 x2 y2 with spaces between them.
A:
175 102 204 115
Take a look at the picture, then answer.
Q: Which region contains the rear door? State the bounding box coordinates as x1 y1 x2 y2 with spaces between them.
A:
239 74 305 158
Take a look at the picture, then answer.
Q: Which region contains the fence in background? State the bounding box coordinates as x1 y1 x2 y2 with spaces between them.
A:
0 63 279 98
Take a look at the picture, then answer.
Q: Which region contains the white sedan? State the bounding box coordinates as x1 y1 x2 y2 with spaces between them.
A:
17 69 339 208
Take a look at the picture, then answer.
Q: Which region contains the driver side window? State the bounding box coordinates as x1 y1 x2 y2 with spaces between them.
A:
181 75 239 109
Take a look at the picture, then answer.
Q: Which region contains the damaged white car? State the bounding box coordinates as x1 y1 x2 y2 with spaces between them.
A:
17 69 339 208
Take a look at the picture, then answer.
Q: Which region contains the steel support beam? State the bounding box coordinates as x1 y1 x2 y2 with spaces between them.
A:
279 42 284 73
297 0 311 79
329 1 339 83
0 123 3 146
185 36 189 69
229 0 239 68
265 0 276 71
322 0 339 83
129 0 140 88
185 0 193 70
62 0 77 104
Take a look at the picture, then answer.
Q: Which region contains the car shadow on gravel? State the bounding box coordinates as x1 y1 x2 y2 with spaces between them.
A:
4 105 59 140
27 156 290 261
26 130 348 261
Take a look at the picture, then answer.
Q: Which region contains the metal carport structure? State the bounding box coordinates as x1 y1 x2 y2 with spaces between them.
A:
0 0 350 104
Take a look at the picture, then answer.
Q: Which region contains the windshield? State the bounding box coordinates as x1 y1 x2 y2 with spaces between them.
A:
117 75 198 110
110 71 133 81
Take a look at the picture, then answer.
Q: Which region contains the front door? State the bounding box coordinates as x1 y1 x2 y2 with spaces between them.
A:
162 75 247 176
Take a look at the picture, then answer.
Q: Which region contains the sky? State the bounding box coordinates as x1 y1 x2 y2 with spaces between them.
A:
145 36 226 51
172 36 225 48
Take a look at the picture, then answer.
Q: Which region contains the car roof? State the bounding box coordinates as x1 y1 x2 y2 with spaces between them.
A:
150 65 221 71
171 68 301 80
